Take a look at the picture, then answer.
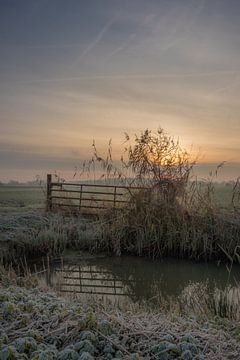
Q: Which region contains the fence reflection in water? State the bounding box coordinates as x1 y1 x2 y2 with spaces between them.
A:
55 265 129 297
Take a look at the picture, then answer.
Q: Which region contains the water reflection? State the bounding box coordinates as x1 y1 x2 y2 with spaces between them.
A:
56 266 127 296
36 255 240 310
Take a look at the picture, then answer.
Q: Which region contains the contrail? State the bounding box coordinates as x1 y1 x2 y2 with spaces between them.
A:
160 0 206 52
108 33 136 57
72 16 116 67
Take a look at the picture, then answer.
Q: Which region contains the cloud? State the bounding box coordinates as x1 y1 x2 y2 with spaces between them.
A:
2 43 85 49
212 75 240 95
4 69 240 85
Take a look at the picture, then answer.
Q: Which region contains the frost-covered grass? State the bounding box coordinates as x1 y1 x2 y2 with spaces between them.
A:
0 212 100 263
1 206 240 266
1 279 240 360
1 175 240 264
0 186 44 214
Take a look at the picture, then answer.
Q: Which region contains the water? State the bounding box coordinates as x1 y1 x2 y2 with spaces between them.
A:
31 253 240 311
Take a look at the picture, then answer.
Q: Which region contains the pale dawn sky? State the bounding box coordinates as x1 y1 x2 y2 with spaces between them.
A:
0 0 240 181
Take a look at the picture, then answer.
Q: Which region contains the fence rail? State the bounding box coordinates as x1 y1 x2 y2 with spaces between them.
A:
46 174 147 213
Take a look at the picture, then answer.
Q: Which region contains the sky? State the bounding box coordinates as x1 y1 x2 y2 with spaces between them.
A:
0 0 240 182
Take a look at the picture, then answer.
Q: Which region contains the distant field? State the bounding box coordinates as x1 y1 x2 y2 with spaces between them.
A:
0 182 236 214
0 185 45 213
211 183 235 207
191 182 235 209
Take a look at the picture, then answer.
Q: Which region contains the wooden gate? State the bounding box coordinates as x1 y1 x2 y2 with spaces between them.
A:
46 174 146 213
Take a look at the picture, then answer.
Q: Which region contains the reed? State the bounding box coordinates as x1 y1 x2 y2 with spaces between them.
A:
1 127 239 263
98 189 240 261
83 128 240 262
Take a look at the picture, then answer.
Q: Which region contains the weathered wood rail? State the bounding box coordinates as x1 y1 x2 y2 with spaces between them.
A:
46 174 147 213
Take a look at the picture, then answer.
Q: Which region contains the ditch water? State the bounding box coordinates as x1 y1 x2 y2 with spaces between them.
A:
30 253 240 312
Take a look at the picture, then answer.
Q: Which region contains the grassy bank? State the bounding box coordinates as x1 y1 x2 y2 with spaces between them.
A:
0 211 100 264
0 174 239 264
1 272 240 359
0 203 240 264
99 198 240 261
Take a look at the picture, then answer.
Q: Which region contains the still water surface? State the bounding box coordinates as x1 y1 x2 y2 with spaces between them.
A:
32 254 240 308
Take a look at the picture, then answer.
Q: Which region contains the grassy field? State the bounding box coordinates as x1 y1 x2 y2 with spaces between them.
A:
202 182 236 208
0 185 45 213
0 181 239 264
0 180 239 358
0 182 236 214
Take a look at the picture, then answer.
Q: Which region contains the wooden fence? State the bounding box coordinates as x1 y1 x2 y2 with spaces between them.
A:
46 174 147 213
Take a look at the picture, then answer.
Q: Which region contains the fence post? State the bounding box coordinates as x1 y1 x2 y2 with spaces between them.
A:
113 186 117 209
79 184 83 211
46 174 52 211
